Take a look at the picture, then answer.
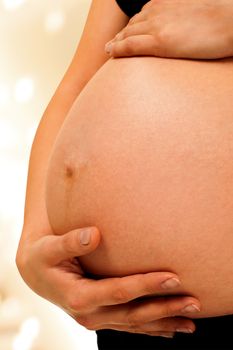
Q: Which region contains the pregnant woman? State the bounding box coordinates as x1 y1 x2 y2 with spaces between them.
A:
16 1 233 349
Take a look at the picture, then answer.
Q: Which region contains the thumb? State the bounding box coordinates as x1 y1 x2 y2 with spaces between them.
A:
110 35 157 57
45 227 101 265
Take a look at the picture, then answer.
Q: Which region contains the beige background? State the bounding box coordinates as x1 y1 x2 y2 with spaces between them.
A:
0 0 99 349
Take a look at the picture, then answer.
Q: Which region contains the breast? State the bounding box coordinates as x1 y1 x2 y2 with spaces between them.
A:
45 56 233 317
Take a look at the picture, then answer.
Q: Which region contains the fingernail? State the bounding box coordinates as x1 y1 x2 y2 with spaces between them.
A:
176 328 194 334
181 304 200 313
161 277 181 290
80 228 92 245
105 42 113 54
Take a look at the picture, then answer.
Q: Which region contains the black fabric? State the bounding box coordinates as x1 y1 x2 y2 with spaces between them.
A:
115 0 150 17
96 314 233 350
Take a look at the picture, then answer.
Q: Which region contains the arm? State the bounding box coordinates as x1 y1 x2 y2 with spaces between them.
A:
16 0 200 336
18 0 129 243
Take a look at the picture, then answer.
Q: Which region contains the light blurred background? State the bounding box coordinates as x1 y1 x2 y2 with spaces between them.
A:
0 0 99 349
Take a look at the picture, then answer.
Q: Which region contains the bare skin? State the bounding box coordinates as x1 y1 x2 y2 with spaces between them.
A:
106 0 233 59
18 226 200 336
16 0 202 337
16 0 233 338
46 55 233 319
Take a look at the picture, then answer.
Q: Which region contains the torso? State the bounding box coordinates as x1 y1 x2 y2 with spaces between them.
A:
45 56 233 318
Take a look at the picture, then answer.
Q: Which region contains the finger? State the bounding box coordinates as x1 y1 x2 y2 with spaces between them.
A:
153 332 175 338
96 323 175 337
42 227 101 265
114 21 153 41
141 0 160 12
128 11 148 25
105 20 153 55
120 316 194 334
84 304 196 332
107 12 148 50
123 296 201 325
110 35 160 57
71 272 181 311
149 332 175 338
138 317 195 334
90 296 198 330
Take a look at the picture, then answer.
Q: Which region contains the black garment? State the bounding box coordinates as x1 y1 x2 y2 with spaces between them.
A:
115 0 150 17
96 314 233 350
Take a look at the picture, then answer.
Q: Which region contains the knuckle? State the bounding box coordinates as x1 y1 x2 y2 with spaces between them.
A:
39 237 51 256
123 37 136 55
157 29 169 44
15 251 27 271
119 30 126 39
154 30 170 56
128 13 140 24
139 275 156 295
158 318 177 331
142 0 158 10
68 297 87 313
127 312 141 326
63 234 76 254
163 302 177 317
76 315 96 330
76 315 88 327
141 2 151 11
112 286 130 304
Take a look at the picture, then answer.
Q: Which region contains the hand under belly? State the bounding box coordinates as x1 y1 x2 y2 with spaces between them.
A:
45 56 233 318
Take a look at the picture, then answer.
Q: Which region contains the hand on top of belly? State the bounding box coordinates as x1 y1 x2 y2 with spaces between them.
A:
106 0 233 60
16 226 201 336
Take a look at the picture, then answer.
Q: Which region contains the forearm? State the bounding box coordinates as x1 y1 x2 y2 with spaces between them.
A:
19 80 87 245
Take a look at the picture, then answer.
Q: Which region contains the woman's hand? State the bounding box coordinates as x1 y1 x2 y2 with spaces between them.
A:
16 226 201 337
105 0 233 59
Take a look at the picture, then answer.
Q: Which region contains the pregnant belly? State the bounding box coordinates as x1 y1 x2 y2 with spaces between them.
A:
45 56 233 318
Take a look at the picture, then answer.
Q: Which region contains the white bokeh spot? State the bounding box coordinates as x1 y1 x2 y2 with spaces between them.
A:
44 10 66 33
2 0 27 11
14 77 34 103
